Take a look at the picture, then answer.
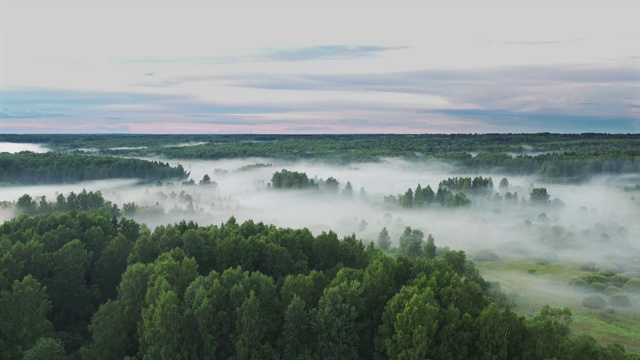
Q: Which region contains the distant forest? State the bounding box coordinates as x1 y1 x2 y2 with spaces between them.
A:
0 152 188 185
2 133 640 181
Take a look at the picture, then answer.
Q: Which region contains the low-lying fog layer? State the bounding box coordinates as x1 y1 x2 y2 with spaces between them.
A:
3 155 638 322
0 142 50 153
2 157 638 266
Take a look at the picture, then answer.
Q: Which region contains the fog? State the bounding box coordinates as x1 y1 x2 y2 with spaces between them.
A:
2 157 639 263
0 142 50 153
1 155 639 315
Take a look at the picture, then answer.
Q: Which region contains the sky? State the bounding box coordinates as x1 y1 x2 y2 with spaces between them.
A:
1 0 639 134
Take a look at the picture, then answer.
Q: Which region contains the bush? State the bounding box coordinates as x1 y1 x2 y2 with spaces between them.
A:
579 262 599 272
602 307 616 314
571 279 591 292
582 295 607 309
591 282 606 293
570 273 609 285
608 274 629 288
604 286 622 296
623 278 640 293
473 249 499 262
608 293 631 307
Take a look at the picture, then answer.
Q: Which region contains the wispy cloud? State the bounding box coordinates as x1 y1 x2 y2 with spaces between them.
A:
122 45 408 65
0 105 67 119
257 45 408 62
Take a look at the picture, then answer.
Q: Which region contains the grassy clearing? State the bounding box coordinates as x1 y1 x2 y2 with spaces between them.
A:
476 258 640 353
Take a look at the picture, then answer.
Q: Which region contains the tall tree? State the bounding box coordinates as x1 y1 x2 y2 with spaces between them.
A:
530 187 550 204
312 288 359 360
424 234 436 259
0 276 54 360
376 227 391 252
398 227 424 260
282 296 312 360
139 278 188 360
234 291 267 359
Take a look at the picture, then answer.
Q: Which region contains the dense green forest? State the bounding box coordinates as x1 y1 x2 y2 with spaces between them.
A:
0 194 637 359
3 133 640 180
0 152 188 185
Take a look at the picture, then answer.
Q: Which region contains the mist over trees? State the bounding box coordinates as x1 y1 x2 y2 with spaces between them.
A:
1 134 640 358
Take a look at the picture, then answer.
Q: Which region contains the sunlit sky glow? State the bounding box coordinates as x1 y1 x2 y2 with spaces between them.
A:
1 0 639 134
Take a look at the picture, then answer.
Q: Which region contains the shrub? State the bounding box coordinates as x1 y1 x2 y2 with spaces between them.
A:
473 249 499 262
608 274 629 288
579 262 599 272
608 293 631 307
623 278 640 293
571 279 591 292
591 282 606 293
604 286 622 296
582 295 606 309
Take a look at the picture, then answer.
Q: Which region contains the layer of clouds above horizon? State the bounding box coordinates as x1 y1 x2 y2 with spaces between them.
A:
1 0 639 134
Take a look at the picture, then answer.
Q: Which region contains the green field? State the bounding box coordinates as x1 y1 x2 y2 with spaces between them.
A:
477 259 640 353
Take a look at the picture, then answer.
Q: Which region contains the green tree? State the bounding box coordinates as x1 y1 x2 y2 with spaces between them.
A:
0 276 54 360
312 288 358 360
499 177 509 189
182 272 224 359
81 300 131 360
139 278 188 360
325 177 340 192
47 239 94 332
399 188 414 208
234 291 267 360
312 231 341 271
199 174 212 185
342 181 353 197
376 227 391 252
93 234 132 302
282 295 312 360
424 234 436 259
381 285 440 360
16 194 36 214
23 337 65 360
397 227 424 259
530 187 550 204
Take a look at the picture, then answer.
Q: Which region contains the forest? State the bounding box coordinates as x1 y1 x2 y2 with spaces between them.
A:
0 152 188 185
2 133 640 181
1 135 639 359
0 201 634 359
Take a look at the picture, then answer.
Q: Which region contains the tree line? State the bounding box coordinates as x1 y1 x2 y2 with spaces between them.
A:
0 199 635 359
0 152 188 185
3 134 640 180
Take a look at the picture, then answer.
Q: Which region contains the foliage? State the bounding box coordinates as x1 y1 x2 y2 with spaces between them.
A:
583 295 607 309
5 133 640 181
270 169 317 189
0 205 632 358
0 152 187 184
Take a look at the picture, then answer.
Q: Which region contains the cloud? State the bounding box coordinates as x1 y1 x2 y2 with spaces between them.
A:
257 45 409 62
499 39 583 46
1 60 638 134
122 45 409 66
0 105 67 119
427 109 639 133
